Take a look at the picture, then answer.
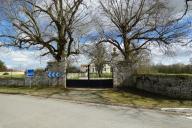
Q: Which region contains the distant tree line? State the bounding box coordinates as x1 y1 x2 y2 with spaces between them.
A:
151 64 192 74
0 60 7 71
137 63 192 74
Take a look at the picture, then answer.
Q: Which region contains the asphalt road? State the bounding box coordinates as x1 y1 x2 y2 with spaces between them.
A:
0 94 191 128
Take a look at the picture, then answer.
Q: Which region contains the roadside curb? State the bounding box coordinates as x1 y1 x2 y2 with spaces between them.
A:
161 108 192 114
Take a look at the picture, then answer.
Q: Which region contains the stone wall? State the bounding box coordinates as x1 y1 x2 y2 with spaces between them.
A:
135 75 192 100
25 75 60 87
0 62 65 87
0 60 69 87
112 61 192 100
0 75 63 87
0 78 25 87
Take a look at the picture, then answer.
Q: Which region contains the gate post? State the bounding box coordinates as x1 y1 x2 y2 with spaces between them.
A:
88 64 90 80
112 61 136 88
46 61 66 87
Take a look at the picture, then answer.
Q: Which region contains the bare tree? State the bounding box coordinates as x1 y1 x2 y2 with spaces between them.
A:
0 0 88 87
83 43 108 77
184 0 192 17
97 0 190 64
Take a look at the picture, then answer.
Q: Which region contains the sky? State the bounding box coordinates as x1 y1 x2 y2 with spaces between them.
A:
0 47 53 70
151 0 192 65
0 0 192 70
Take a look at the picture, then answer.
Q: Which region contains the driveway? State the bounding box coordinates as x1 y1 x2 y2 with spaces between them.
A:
0 94 191 128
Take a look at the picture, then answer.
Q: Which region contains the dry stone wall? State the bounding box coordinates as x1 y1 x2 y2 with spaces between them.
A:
112 61 192 100
24 62 64 87
0 78 25 87
0 76 62 87
0 62 65 87
135 75 192 100
24 76 63 87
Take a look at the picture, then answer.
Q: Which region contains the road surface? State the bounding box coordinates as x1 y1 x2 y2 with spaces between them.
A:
0 94 191 128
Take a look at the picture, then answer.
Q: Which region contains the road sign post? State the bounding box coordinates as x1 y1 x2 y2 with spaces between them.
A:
26 69 35 88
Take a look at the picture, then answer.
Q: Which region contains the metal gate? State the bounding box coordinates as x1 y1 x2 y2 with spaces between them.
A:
66 63 113 88
67 79 113 88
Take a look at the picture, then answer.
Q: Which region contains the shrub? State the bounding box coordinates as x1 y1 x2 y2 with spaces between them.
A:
3 72 9 75
35 68 45 75
0 60 7 71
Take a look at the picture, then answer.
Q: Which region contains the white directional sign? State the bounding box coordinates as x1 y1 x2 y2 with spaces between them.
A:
48 71 62 78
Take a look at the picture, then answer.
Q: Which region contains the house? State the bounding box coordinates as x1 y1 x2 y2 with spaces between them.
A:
80 63 112 74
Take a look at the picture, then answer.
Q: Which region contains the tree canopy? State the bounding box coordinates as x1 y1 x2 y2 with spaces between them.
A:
96 0 191 63
0 0 88 62
0 60 7 71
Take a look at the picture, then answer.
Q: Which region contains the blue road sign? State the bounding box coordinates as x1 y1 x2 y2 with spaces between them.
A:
26 69 35 77
48 71 62 78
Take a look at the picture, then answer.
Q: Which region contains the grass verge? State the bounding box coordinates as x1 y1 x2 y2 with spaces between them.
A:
100 89 192 108
0 87 191 108
0 87 68 97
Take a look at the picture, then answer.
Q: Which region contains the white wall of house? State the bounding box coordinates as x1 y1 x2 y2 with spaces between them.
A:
80 64 112 74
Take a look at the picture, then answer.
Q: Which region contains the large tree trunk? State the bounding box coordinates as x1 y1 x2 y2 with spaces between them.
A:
98 70 102 78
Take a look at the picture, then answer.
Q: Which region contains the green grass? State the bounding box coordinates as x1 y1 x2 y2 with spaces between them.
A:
137 73 192 77
100 89 192 108
0 72 25 79
0 87 68 97
90 73 112 78
68 76 80 80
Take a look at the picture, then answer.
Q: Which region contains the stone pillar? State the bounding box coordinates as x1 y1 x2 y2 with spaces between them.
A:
47 61 65 87
60 56 67 88
113 61 136 88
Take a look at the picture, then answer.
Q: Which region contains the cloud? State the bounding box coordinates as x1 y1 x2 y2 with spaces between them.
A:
0 47 53 70
150 44 192 65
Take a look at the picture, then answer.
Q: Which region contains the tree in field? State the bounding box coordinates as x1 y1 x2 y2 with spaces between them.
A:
83 43 108 77
97 0 190 64
0 0 88 88
0 60 7 71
